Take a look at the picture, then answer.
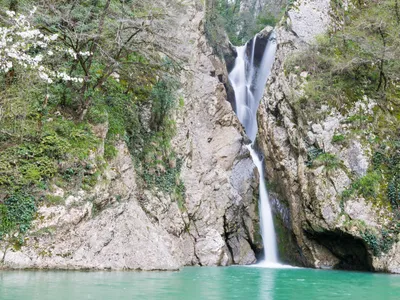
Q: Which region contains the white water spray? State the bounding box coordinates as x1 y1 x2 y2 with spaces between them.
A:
229 33 277 142
228 32 280 266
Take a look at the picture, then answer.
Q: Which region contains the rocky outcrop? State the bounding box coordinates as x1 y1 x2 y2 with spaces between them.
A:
257 0 400 272
171 4 261 265
1 142 186 270
0 0 260 270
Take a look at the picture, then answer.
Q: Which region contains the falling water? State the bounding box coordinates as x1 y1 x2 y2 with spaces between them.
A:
228 32 279 265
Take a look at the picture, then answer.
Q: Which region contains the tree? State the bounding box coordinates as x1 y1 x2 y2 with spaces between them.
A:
1 0 180 120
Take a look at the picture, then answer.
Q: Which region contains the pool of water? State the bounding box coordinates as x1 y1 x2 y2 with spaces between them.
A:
1 266 400 299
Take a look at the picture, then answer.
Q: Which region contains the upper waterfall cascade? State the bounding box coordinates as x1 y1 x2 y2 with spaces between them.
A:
228 32 277 142
228 32 280 266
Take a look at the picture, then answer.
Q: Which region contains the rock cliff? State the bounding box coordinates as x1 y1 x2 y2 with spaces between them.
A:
257 0 400 272
0 0 260 270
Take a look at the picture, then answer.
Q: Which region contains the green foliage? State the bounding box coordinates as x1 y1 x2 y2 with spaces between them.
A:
342 172 381 200
388 178 400 208
43 195 65 206
104 141 118 160
306 146 341 171
205 0 287 48
361 223 400 257
371 140 400 209
0 76 100 240
0 192 36 240
361 229 381 256
0 0 186 233
0 118 99 192
305 146 324 167
86 105 108 125
332 134 346 144
353 172 381 198
314 153 341 171
289 0 400 118
150 77 180 131
143 158 185 204
0 144 56 189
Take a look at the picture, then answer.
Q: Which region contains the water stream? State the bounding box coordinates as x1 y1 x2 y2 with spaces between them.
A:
228 32 279 265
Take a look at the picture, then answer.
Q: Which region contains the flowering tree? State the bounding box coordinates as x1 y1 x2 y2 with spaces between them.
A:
1 1 180 120
0 8 86 84
33 0 180 119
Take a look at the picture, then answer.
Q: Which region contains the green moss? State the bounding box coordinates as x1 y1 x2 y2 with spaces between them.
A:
273 207 300 265
104 141 118 160
31 226 57 237
43 195 65 206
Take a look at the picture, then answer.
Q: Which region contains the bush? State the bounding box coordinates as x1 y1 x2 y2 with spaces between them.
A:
305 146 324 167
342 172 381 200
332 134 345 144
314 153 341 171
0 192 36 239
361 224 399 257
305 147 340 171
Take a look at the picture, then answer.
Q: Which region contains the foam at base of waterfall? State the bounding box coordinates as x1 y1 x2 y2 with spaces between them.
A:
247 261 299 269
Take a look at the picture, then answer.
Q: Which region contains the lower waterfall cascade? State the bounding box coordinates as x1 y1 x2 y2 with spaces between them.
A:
228 31 281 266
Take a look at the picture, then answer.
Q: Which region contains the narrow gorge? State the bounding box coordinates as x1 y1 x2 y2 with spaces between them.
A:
228 30 279 265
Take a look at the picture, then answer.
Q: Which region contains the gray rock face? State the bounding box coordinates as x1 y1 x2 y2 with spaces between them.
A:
1 142 186 270
0 0 259 270
257 0 400 272
288 0 331 43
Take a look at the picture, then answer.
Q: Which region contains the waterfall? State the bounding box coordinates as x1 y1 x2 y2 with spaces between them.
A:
228 32 280 266
247 145 279 265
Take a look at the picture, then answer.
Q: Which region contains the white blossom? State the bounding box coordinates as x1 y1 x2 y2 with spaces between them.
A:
6 11 15 17
0 10 83 84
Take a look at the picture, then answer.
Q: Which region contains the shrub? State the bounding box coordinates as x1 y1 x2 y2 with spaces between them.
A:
332 134 345 144
305 146 324 167
342 172 381 201
0 192 36 239
361 224 400 257
314 153 341 171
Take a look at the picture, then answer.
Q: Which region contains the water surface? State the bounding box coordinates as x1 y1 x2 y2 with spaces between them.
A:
1 266 399 299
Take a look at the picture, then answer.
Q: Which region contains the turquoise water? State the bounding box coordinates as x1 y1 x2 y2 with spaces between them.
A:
1 266 400 300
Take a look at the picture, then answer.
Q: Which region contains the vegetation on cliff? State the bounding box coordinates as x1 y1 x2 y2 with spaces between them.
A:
0 0 183 247
205 0 288 49
288 0 400 256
